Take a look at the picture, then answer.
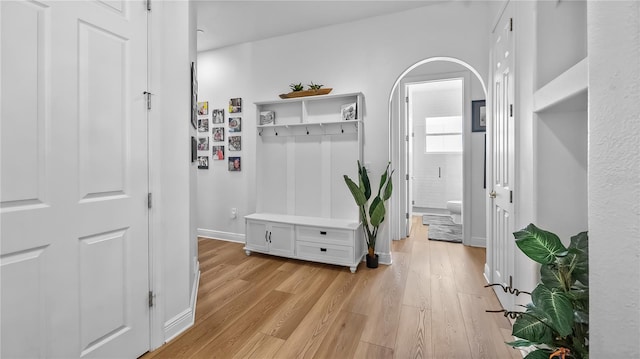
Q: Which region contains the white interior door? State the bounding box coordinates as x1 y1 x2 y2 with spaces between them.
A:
489 7 516 311
1 1 150 357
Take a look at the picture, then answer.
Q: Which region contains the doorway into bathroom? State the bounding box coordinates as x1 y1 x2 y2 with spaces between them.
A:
407 76 464 243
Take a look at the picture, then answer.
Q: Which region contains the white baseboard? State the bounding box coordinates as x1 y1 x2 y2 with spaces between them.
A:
378 252 392 265
163 265 200 343
468 236 486 248
484 263 491 284
197 228 245 243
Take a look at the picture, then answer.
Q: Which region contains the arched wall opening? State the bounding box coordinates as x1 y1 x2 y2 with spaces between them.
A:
387 57 489 259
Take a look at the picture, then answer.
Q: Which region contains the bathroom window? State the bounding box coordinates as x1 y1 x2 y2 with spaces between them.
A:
425 116 462 153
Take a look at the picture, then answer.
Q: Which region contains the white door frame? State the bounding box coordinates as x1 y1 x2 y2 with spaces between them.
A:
388 58 487 246
402 72 469 240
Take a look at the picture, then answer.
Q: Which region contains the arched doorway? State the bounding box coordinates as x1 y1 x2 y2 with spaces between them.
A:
387 57 488 250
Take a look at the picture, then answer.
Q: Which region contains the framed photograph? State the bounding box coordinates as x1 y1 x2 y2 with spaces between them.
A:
341 102 357 121
213 127 224 142
212 145 225 160
197 156 209 169
197 136 209 151
212 109 225 124
228 156 241 172
260 111 275 125
229 135 241 151
229 117 241 132
197 101 208 115
191 136 197 163
197 118 209 132
190 62 197 129
229 98 242 113
472 100 486 132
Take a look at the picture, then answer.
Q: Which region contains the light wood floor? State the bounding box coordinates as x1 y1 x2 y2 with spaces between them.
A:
144 216 521 358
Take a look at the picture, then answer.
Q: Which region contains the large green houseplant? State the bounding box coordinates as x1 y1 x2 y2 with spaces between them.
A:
487 224 589 359
344 161 393 268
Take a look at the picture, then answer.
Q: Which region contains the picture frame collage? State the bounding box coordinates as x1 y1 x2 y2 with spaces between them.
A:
196 97 243 171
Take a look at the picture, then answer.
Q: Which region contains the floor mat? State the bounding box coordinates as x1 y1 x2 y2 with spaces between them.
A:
422 214 462 243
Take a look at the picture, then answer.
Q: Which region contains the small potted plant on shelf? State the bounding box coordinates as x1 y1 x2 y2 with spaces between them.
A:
486 224 589 359
290 82 304 92
279 82 333 99
343 161 394 268
307 82 323 90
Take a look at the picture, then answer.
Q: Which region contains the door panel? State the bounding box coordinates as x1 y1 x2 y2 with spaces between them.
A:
490 5 516 311
269 223 295 257
1 1 149 357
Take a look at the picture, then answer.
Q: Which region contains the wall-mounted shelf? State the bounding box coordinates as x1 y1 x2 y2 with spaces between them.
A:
257 120 361 137
534 57 588 113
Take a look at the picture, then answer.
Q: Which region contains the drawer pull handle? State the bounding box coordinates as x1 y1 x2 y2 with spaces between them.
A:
320 231 327 235
320 248 327 252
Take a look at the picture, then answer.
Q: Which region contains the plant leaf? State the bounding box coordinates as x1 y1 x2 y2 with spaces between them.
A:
540 264 563 290
377 163 388 196
531 284 574 337
512 310 553 344
369 197 386 227
383 169 394 201
358 161 371 200
514 224 568 264
569 231 589 285
574 310 589 324
344 175 366 206
505 339 536 348
524 349 552 359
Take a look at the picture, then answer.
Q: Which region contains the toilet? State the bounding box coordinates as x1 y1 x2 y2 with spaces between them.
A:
446 200 462 224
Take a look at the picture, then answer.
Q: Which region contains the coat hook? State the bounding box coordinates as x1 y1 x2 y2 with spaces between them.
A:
306 126 309 135
259 129 263 136
341 125 344 133
274 128 278 136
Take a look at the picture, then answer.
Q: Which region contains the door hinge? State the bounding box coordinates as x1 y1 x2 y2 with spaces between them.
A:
510 190 513 203
510 104 513 117
510 18 513 31
405 96 409 103
406 213 409 219
146 0 151 11
148 291 154 307
147 193 152 209
412 200 415 205
406 174 409 180
143 91 153 110
406 135 409 141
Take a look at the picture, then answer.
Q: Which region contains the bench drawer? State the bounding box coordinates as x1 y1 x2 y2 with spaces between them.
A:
296 226 354 245
296 241 353 265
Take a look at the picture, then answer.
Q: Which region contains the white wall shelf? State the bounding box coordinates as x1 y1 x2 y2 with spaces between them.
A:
257 120 361 137
533 57 588 113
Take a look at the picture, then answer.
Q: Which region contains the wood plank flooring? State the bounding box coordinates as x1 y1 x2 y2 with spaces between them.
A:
143 216 522 359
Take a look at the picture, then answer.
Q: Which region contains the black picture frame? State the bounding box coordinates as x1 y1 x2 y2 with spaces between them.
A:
472 100 486 132
191 136 197 163
190 62 198 129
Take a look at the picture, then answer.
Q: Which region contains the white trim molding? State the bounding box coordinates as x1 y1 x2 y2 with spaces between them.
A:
163 267 200 343
197 228 245 243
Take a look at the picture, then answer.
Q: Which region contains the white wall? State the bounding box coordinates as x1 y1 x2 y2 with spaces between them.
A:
149 0 198 347
588 2 640 356
197 1 490 261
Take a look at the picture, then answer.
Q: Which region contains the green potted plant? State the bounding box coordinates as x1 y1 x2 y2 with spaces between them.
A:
343 161 393 268
486 224 589 359
289 82 304 92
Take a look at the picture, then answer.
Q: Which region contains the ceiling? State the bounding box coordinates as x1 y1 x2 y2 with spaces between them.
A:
195 1 443 52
